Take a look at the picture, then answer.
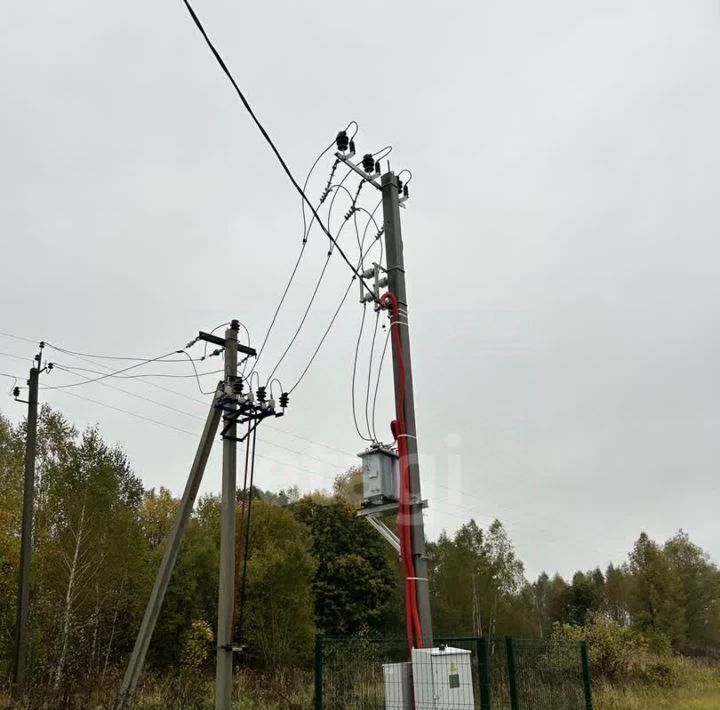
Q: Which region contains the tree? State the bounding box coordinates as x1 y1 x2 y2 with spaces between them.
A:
291 495 400 636
664 530 720 648
627 532 685 648
242 500 316 667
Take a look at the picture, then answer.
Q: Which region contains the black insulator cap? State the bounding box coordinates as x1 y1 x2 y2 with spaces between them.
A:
362 153 375 173
336 131 349 152
231 319 239 331
257 386 266 403
349 139 356 154
13 387 20 398
280 392 289 408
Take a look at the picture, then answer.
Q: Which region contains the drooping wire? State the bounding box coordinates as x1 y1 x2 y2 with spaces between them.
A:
287 211 385 395
370 325 391 443
179 0 377 301
364 309 381 442
236 423 258 644
264 182 366 385
248 138 353 376
233 420 253 638
45 341 204 364
49 362 224 381
43 350 187 390
1 373 19 395
351 305 373 442
176 350 221 395
51 364 206 421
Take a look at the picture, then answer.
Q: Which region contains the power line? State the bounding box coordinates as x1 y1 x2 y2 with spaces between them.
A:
287 209 385 394
364 310 381 441
55 348 354 456
0 351 32 364
351 305 372 442
43 386 344 483
370 326 391 443
179 0 378 301
48 365 352 470
248 148 351 377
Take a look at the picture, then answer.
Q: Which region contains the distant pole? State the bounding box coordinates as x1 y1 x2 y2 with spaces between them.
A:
215 321 239 710
13 350 41 700
381 171 434 647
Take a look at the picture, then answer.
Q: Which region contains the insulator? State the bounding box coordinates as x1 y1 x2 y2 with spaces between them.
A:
403 185 409 198
362 153 375 173
233 378 244 395
336 131 349 152
256 386 266 403
375 161 380 174
349 139 356 154
397 179 404 193
280 392 289 408
13 387 20 398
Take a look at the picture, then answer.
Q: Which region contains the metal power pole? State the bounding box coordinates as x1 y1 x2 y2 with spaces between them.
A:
381 170 434 647
13 351 41 700
215 321 239 710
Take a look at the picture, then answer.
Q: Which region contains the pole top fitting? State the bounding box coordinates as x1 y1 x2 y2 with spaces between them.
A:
230 319 240 331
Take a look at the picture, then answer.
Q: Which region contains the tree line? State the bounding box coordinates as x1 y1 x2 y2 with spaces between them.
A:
1 406 718 702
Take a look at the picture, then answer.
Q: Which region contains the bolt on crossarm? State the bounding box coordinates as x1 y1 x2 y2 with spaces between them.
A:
381 170 434 648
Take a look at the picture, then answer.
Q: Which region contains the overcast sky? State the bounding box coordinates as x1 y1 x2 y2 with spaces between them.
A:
2 0 719 580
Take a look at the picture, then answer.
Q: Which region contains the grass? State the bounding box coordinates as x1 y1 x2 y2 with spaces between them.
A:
594 657 720 710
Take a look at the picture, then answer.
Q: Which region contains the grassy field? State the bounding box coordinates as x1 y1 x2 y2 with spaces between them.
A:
594 657 720 710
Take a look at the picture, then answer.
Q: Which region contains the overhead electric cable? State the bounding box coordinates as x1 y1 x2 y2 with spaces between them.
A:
179 0 377 301
44 350 188 390
248 147 351 377
370 326 391 442
351 305 372 442
364 310 381 442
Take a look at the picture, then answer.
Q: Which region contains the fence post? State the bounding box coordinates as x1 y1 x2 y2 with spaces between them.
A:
477 637 492 710
506 636 520 710
580 640 593 710
314 635 323 710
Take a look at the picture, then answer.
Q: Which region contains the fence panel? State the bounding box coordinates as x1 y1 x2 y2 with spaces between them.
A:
317 635 592 710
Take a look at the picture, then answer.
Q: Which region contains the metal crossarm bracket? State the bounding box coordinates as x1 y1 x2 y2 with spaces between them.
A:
364 515 401 555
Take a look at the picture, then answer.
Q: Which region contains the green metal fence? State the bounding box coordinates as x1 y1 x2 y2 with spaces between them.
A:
315 635 593 710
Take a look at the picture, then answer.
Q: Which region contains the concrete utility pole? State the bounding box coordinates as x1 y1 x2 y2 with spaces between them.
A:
381 170 434 647
215 321 238 710
116 320 258 710
116 384 223 708
12 352 41 700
